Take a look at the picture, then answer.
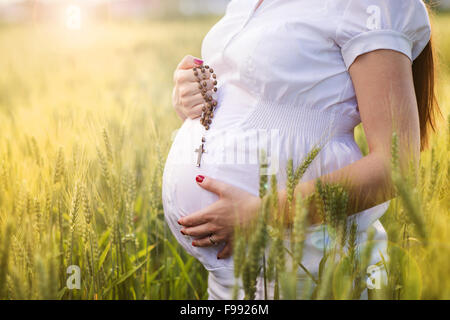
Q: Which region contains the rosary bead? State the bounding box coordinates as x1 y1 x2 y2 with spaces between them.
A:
192 62 218 136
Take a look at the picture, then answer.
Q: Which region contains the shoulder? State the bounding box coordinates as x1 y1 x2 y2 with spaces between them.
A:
331 0 431 68
331 0 430 32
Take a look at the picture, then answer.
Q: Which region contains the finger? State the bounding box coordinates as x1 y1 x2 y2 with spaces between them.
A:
175 69 203 85
195 176 229 197
177 55 203 70
181 223 216 238
182 92 204 109
186 103 204 120
217 242 233 259
192 234 225 248
178 201 221 227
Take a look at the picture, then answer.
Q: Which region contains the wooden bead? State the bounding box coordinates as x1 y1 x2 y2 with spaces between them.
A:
205 125 210 130
210 68 214 73
213 87 217 92
212 100 217 106
198 83 202 89
205 65 209 69
213 80 217 85
202 81 207 87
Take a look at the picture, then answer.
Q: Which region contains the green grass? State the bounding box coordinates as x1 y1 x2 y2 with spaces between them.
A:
0 14 448 299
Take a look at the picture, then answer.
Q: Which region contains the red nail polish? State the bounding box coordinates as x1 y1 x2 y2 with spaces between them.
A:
177 220 182 225
192 241 196 246
196 175 205 183
217 256 221 260
180 230 185 235
194 58 203 65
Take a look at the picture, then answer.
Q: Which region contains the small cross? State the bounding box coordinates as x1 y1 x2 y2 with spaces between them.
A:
195 143 206 167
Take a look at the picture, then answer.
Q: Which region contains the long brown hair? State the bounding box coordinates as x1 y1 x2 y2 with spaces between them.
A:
412 5 441 150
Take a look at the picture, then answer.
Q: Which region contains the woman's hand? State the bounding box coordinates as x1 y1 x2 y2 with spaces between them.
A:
172 55 217 121
178 175 261 260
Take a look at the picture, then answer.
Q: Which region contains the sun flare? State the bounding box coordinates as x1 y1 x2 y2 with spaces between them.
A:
65 4 82 30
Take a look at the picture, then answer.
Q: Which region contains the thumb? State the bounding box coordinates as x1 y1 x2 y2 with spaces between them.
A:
195 175 227 196
177 55 203 70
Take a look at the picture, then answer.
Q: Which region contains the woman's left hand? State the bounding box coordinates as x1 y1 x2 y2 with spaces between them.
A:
178 175 261 260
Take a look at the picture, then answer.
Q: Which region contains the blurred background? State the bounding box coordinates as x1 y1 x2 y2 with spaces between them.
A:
0 0 230 25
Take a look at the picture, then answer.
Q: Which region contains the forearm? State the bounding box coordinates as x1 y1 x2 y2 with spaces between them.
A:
278 152 394 226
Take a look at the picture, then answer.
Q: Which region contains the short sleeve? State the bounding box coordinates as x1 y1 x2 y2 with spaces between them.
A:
335 0 432 69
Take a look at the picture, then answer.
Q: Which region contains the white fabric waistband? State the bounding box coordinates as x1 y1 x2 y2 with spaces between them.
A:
242 99 361 141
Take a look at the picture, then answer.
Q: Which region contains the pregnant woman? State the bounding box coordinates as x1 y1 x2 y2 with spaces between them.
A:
163 0 438 299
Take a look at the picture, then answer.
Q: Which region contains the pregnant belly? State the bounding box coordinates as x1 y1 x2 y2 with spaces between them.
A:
162 119 261 270
162 115 387 271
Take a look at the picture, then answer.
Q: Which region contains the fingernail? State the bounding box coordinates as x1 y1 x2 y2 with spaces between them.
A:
177 219 182 225
192 241 196 246
194 58 203 65
180 229 185 235
217 256 221 260
196 175 205 183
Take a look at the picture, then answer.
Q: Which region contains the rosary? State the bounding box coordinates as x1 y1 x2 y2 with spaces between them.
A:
193 64 218 167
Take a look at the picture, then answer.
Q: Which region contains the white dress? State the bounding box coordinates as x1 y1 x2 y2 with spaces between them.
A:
162 0 431 299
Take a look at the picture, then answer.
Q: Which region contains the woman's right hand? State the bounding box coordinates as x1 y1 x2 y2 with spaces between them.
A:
172 55 216 121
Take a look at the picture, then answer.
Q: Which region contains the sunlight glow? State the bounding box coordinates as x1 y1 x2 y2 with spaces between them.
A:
66 4 82 30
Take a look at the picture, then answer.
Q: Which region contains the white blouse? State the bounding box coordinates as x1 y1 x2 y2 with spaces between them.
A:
162 0 431 279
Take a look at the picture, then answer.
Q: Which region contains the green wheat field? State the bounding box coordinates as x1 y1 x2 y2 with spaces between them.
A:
0 14 449 300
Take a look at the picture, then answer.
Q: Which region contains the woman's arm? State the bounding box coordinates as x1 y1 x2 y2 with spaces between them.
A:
281 49 421 224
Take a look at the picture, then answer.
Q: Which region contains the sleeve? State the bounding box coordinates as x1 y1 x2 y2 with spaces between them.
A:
335 0 432 70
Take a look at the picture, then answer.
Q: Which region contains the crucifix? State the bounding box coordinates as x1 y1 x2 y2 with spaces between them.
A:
195 139 206 167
